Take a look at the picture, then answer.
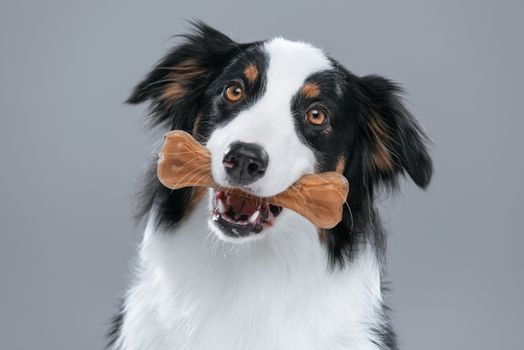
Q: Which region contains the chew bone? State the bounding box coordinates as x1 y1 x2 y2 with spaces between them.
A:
157 131 349 229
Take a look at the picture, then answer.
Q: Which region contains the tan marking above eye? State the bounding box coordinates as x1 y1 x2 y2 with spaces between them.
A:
224 83 244 102
302 83 321 98
244 64 259 83
306 108 327 126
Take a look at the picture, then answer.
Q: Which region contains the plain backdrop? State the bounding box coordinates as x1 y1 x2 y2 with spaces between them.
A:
1 1 523 349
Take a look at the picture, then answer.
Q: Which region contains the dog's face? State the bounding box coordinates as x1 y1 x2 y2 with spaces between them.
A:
128 23 432 248
207 39 327 197
204 39 347 242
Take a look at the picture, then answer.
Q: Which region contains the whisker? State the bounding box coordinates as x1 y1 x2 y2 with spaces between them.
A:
307 173 351 212
166 164 208 194
169 164 210 191
182 172 214 191
289 184 311 217
168 156 201 176
139 78 179 91
161 151 208 156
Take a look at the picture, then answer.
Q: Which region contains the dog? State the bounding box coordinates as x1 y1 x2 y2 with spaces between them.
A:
108 22 432 350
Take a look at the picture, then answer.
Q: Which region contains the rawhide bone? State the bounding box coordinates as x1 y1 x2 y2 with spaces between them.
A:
157 131 349 229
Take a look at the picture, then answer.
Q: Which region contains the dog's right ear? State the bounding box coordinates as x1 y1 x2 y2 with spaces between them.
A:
127 22 251 131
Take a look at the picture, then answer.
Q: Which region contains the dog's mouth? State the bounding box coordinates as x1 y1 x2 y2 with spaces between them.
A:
211 189 282 239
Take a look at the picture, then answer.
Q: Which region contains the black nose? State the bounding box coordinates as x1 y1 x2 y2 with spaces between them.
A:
222 142 269 185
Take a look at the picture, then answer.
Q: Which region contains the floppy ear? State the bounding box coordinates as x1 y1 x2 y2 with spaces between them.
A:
127 22 252 132
324 75 433 267
349 75 433 192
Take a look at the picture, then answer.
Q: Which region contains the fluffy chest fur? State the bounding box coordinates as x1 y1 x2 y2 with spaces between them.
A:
114 196 385 350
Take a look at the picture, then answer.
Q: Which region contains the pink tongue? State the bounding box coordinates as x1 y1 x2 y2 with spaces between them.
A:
228 194 260 216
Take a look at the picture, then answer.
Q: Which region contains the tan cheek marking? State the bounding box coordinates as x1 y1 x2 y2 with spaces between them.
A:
192 114 201 137
244 64 259 83
369 115 394 172
160 59 206 102
335 157 346 173
301 83 321 99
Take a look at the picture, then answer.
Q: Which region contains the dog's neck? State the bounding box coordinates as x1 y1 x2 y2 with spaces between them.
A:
117 194 387 350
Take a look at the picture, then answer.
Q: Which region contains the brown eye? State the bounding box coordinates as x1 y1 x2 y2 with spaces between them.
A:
305 108 327 126
224 83 244 102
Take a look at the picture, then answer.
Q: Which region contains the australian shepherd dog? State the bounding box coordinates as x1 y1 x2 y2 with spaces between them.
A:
108 22 432 350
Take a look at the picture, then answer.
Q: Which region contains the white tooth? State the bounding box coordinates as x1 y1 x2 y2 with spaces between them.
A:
217 200 226 214
248 210 260 224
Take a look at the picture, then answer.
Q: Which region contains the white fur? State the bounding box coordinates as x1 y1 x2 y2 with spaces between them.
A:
114 197 386 350
207 38 331 197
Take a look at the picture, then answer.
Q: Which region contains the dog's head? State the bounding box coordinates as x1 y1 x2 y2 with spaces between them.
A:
129 23 432 260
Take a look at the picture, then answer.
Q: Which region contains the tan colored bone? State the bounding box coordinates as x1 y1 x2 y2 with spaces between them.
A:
157 131 349 229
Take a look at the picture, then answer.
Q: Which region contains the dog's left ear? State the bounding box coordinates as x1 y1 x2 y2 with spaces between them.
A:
351 75 433 191
325 75 433 266
126 22 253 131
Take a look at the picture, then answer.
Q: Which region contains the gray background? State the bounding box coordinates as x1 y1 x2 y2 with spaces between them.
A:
1 0 522 349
